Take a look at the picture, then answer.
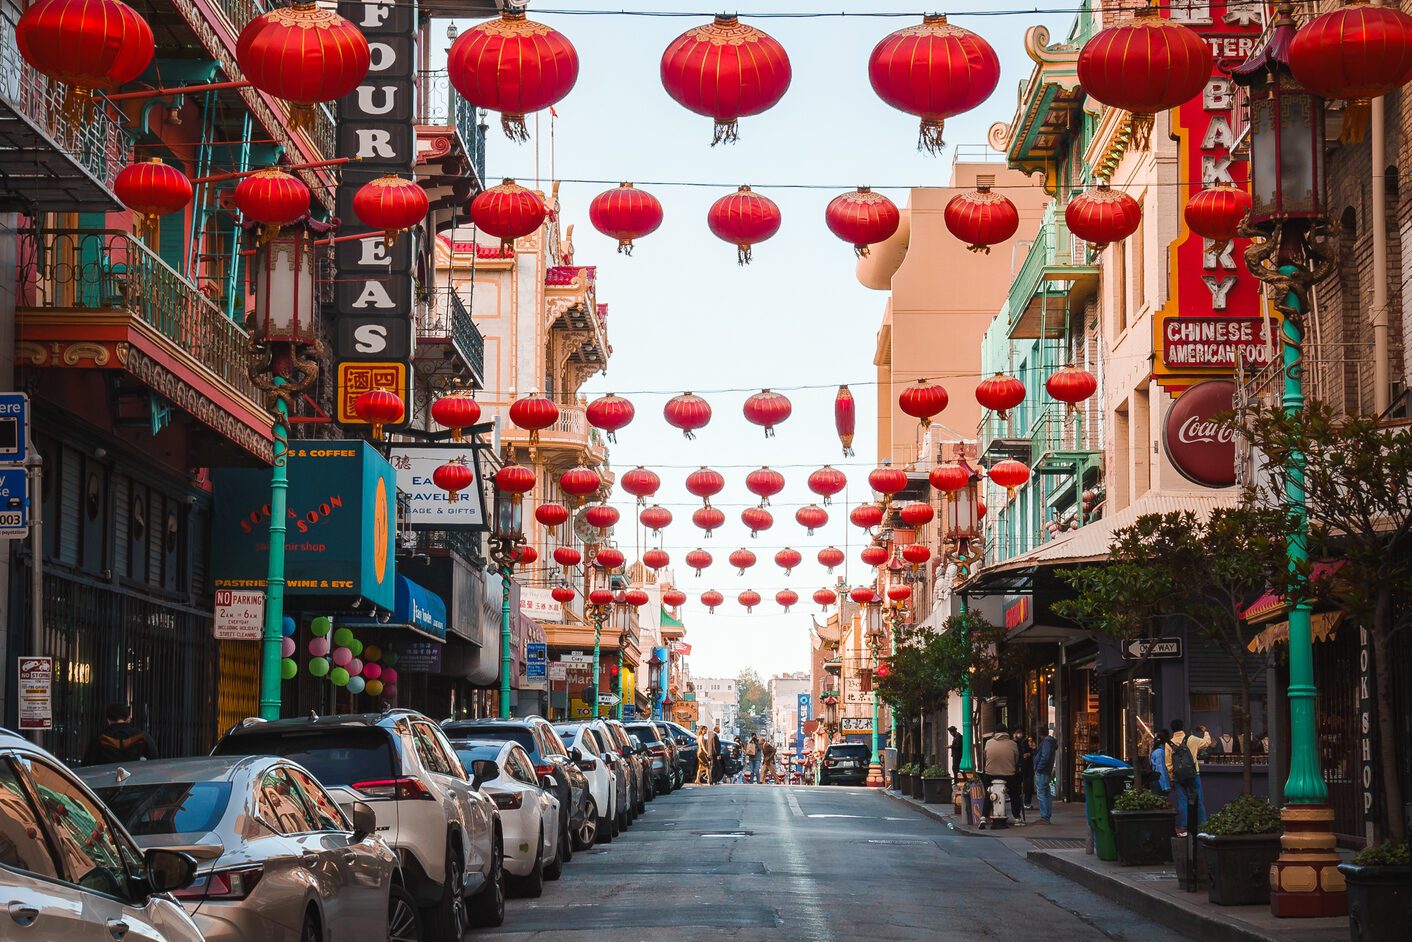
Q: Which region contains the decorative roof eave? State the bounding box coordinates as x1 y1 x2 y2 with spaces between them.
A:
996 25 1086 191
1082 107 1137 183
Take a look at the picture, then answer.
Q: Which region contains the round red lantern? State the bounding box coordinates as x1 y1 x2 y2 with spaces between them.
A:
1065 184 1142 251
899 502 934 527
776 590 799 613
1046 366 1099 411
745 467 786 505
741 507 773 538
795 505 828 535
729 548 757 575
944 187 1020 253
685 466 725 504
511 545 538 567
861 545 889 567
620 466 660 504
817 547 845 572
233 168 310 228
707 186 781 264
589 184 663 255
593 547 625 570
825 187 901 257
692 506 726 537
1291 3 1412 139
660 15 791 144
353 175 428 250
535 503 569 528
353 388 403 440
448 10 579 140
835 385 856 457
471 180 548 252
886 585 912 603
808 466 848 506
989 459 1032 498
665 393 713 439
432 459 474 503
975 372 1026 420
978 500 988 520
114 159 193 235
583 503 620 534
850 504 885 530
552 585 576 605
701 590 725 613
868 464 909 499
1077 8 1210 133
494 463 535 495
1184 183 1252 249
898 381 949 428
663 588 688 608
813 588 838 610
17 0 154 116
236 3 369 128
738 590 762 613
929 463 969 494
849 586 879 606
902 544 931 567
509 395 559 453
589 588 616 607
685 548 713 576
876 660 892 680
774 548 802 576
553 546 582 568
559 465 602 502
585 394 636 443
430 393 482 440
642 548 670 571
869 15 1000 153
743 390 792 438
639 505 673 535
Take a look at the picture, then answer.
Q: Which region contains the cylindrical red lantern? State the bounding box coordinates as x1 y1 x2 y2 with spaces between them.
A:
593 546 625 570
868 465 909 499
663 588 688 608
1065 184 1142 251
430 393 482 441
585 394 636 443
17 0 154 117
353 175 428 249
1077 8 1211 133
869 15 1000 153
589 588 616 607
236 3 369 128
899 502 934 527
902 544 931 567
729 548 757 575
808 465 848 506
886 585 912 603
234 168 310 228
861 545 889 567
494 463 536 495
639 505 673 535
975 372 1026 420
589 184 664 255
795 505 828 535
850 504 885 530
944 187 1019 253
835 385 856 457
929 463 969 494
665 393 712 439
432 460 474 503
471 180 548 252
685 548 713 576
849 586 879 606
685 466 725 504
738 590 763 613
448 10 579 140
741 507 773 538
989 459 1032 498
813 588 838 610
1290 2 1412 104
898 381 949 428
559 465 603 502
114 159 193 235
620 466 660 504
776 590 799 613
583 503 620 534
707 186 782 265
552 585 576 605
1184 183 1252 249
701 590 725 612
692 506 726 537
660 15 791 143
742 390 792 438
642 548 670 571
825 187 901 257
1046 366 1099 412
353 388 403 440
553 546 582 568
535 503 569 527
512 545 538 567
745 467 786 505
818 547 845 572
774 548 802 576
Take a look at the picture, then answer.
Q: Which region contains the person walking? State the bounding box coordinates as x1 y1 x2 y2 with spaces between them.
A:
1166 719 1212 836
982 730 1022 821
1014 729 1036 809
948 726 964 779
733 737 747 783
1033 725 1058 824
84 703 158 766
695 724 714 784
711 724 725 783
762 739 778 783
1150 729 1172 800
746 734 762 783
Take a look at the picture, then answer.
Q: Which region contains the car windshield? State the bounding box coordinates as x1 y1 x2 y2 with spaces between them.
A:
451 744 503 765
626 724 661 743
552 726 581 743
828 745 870 759
96 782 232 836
213 729 396 786
449 725 536 754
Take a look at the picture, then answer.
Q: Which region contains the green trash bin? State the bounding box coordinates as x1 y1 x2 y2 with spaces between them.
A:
1082 766 1135 861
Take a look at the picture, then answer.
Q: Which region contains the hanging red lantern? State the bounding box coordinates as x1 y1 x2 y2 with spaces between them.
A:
1046 366 1099 412
978 500 988 520
692 506 726 537
471 180 548 252
851 504 885 530
738 590 763 613
849 586 879 606
663 588 688 608
353 175 428 249
861 545 889 567
929 463 969 494
776 590 799 613
585 394 636 443
588 184 664 255
745 467 786 506
1184 183 1252 250
639 505 673 535
553 546 582 569
448 9 579 140
535 503 569 528
886 585 912 603
430 393 482 440
835 385 857 457
685 548 713 576
432 459 474 503
236 3 369 129
643 548 671 571
825 187 901 257
511 545 538 567
701 590 725 613
729 548 757 575
742 390 792 438
989 459 1032 498
665 393 713 439
1077 8 1210 137
808 466 848 506
741 507 774 538
975 372 1026 420
559 465 603 502
17 0 154 117
707 186 782 265
353 389 403 440
619 466 660 505
589 588 616 607
818 546 845 572
1065 184 1142 251
899 502 934 527
509 394 559 452
660 15 791 144
868 464 909 500
774 548 802 576
114 159 193 236
583 503 620 534
234 168 310 229
876 660 892 680
685 466 725 504
902 544 931 567
494 463 536 495
898 381 949 428
1290 3 1412 141
943 186 1020 253
552 585 576 605
869 15 1000 153
593 547 625 569
813 588 838 610
795 505 828 535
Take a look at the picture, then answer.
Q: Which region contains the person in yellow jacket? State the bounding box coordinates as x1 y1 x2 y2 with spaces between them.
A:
694 724 715 785
1165 719 1212 836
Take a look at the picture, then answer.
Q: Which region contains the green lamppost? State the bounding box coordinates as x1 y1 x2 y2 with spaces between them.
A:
584 568 611 718
864 596 887 787
489 479 526 720
1230 6 1343 916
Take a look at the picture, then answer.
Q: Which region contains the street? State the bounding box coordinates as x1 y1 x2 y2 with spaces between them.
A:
484 785 1189 941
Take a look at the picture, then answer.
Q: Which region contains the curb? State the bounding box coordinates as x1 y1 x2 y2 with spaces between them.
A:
882 788 979 834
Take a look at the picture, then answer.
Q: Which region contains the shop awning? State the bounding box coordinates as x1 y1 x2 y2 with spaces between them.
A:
1239 561 1345 623
346 576 448 643
1247 612 1343 653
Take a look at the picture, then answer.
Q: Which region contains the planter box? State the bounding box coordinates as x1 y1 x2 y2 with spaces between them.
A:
1339 863 1412 942
910 775 925 800
1198 833 1281 906
922 776 950 804
1111 809 1176 866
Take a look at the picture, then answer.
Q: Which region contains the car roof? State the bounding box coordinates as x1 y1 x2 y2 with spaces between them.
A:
78 755 268 788
447 738 515 755
444 718 534 729
220 711 424 736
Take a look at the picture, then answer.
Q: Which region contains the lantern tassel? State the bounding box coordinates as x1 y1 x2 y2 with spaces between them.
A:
607 430 618 444
822 496 832 507
288 104 315 132
736 244 752 266
967 243 992 254
501 113 531 142
618 240 633 256
1340 100 1371 144
451 427 464 442
371 422 385 441
917 118 946 156
807 526 815 536
764 426 775 438
842 445 855 458
712 119 739 146
682 428 696 440
854 244 871 258
1130 113 1155 150
384 228 399 249
448 491 460 504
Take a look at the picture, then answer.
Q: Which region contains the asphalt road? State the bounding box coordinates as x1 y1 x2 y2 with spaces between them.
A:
482 783 1190 941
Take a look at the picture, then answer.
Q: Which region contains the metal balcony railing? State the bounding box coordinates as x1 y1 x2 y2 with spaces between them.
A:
417 288 486 383
418 71 488 184
1006 204 1090 333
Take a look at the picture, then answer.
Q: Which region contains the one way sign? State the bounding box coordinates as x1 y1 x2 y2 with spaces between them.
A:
1122 638 1184 660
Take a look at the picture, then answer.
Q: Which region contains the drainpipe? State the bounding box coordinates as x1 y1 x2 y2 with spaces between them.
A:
1372 7 1391 414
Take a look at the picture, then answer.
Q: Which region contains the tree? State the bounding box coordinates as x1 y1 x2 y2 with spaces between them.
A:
1056 509 1291 793
735 668 771 737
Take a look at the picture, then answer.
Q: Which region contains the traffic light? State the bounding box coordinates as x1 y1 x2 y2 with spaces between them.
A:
608 663 621 683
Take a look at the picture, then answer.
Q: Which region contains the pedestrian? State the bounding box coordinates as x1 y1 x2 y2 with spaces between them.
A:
746 734 762 783
1166 719 1212 836
762 739 777 783
733 738 747 783
982 730 1022 821
1014 729 1035 808
1032 725 1057 824
84 703 158 766
1150 728 1172 800
948 725 964 778
695 724 714 785
711 724 725 783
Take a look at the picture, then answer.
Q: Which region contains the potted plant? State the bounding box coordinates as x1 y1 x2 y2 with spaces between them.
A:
910 763 926 800
1339 841 1411 942
921 765 950 804
1111 786 1175 866
896 762 914 795
1197 794 1283 905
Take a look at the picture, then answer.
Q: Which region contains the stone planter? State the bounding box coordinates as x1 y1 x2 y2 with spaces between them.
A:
1339 863 1412 942
898 772 914 795
1198 833 1282 906
1111 809 1176 866
922 776 950 804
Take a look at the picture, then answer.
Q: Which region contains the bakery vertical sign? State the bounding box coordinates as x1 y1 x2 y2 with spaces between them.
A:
1153 1 1278 395
335 0 417 428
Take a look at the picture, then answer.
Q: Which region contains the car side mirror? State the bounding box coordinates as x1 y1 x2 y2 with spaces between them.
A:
540 776 555 790
145 848 197 894
341 800 377 841
471 759 499 790
570 747 583 763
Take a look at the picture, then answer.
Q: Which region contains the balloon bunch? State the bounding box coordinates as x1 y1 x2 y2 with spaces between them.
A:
303 617 400 700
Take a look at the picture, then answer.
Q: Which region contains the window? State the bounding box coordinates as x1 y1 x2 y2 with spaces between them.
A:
536 722 568 757
258 768 319 834
0 759 60 878
96 781 232 837
580 730 600 755
20 758 138 900
283 767 349 831
411 722 453 775
214 728 398 786
507 747 539 786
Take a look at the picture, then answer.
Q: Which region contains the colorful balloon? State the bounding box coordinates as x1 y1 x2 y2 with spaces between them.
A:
366 679 384 697
281 636 296 658
364 663 383 681
330 667 350 686
307 636 330 657
332 627 354 647
308 657 330 677
364 645 382 663
349 639 364 657
332 647 353 667
346 676 366 695
382 668 398 686
280 658 298 680
348 658 363 677
281 616 297 637
310 616 332 637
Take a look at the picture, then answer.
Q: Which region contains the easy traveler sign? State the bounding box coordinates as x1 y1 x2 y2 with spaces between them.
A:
388 446 487 529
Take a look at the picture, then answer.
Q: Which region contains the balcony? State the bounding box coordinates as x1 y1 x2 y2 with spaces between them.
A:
417 71 487 188
1028 404 1099 478
1006 205 1099 339
415 288 485 387
15 229 275 465
502 404 608 466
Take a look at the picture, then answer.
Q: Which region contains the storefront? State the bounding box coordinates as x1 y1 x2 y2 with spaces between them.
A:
344 576 449 718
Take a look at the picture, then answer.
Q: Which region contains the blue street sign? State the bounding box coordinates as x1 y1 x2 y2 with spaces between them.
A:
526 642 547 680
0 393 28 465
0 467 30 536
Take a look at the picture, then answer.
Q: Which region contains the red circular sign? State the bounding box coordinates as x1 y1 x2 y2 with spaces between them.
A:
1163 380 1236 488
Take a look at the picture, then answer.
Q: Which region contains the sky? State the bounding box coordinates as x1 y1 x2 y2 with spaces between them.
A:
445 1 1074 680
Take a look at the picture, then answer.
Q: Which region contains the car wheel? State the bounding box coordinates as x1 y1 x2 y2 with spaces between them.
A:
387 885 421 942
558 811 574 864
597 810 613 845
429 843 468 942
511 826 545 899
544 823 564 881
573 798 598 851
469 832 505 928
300 911 320 942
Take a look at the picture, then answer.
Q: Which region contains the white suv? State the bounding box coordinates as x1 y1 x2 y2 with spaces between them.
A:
214 709 504 939
554 722 620 844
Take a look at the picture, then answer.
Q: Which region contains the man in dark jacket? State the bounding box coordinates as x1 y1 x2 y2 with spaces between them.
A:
948 726 964 778
84 703 158 765
1033 725 1058 824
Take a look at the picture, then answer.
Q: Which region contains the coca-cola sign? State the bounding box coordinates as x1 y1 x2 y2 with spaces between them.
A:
1163 380 1236 488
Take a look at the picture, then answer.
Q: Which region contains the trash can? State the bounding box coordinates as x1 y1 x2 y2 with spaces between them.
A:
1082 765 1136 861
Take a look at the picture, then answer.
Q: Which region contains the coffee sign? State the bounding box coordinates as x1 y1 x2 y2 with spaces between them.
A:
1163 380 1236 488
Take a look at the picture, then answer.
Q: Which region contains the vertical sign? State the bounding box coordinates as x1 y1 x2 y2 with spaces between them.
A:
335 0 417 424
18 657 52 730
796 693 811 759
1358 625 1376 843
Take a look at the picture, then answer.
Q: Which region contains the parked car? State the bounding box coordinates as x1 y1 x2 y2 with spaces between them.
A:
604 719 651 810
0 727 203 941
584 718 634 829
81 755 416 942
628 734 656 800
443 716 598 853
554 722 620 842
625 721 676 794
819 742 872 786
450 740 561 897
718 738 745 781
660 720 699 780
213 710 504 938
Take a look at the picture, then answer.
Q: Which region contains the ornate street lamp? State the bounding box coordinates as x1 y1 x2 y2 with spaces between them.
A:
488 482 526 719
864 601 888 787
247 216 329 721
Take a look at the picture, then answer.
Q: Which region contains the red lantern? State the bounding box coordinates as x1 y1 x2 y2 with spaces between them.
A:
432 460 474 503
876 660 892 680
511 545 538 567
685 548 713 576
509 394 559 453
729 548 757 575
1065 184 1142 251
1184 184 1252 249
741 507 774 538
745 467 786 506
743 390 792 438
899 502 934 527
692 506 726 537
665 393 713 439
738 590 762 613
589 588 616 607
851 504 885 530
589 184 664 255
776 590 800 613
835 385 856 457
353 175 428 249
1046 366 1099 411
559 465 602 502
236 3 369 129
902 544 931 567
353 389 403 440
975 372 1026 420
593 547 625 569
114 159 193 235
619 466 660 504
494 463 536 495
535 503 569 527
929 463 969 494
685 466 725 504
639 505 673 535
701 590 725 613
17 0 154 116
471 180 548 252
1077 8 1210 135
448 10 579 140
944 187 1019 253
663 588 688 608
552 585 576 605
430 393 482 440
553 546 582 568
989 459 1031 498
643 549 671 571
660 15 791 144
869 15 1000 153
849 586 879 606
861 545 889 567
1290 3 1412 140
808 466 848 506
978 500 988 520
817 547 845 572
886 585 912 603
707 186 781 265
825 187 901 257
234 168 310 228
868 464 909 499
898 381 949 428
585 394 636 442
583 503 620 534
774 548 802 576
813 588 838 610
795 505 828 535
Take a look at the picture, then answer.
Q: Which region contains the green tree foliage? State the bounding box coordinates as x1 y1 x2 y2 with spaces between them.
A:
735 668 772 737
876 612 1006 720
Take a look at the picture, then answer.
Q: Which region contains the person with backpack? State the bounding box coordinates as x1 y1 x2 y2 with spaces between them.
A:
1032 725 1058 824
1165 719 1211 836
746 734 762 783
84 703 158 765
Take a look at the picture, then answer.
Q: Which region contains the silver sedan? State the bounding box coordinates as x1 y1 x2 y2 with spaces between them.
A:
80 755 417 942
